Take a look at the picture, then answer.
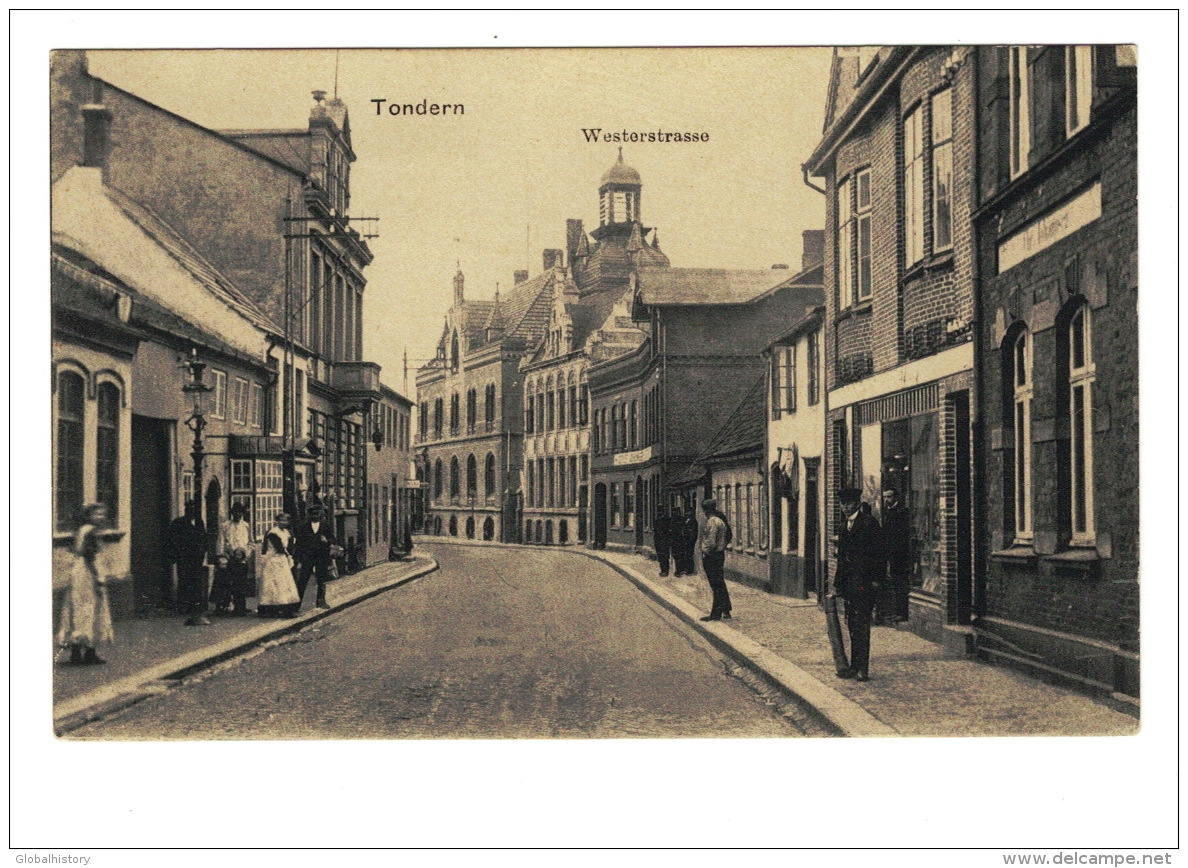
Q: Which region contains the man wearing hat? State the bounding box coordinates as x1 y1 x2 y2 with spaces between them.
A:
294 504 337 610
834 488 884 681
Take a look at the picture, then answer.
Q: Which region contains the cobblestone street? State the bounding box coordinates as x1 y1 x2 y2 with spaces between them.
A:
73 544 802 739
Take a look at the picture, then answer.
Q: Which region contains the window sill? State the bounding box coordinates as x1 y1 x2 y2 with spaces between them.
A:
989 545 1038 564
1042 548 1105 576
835 300 873 324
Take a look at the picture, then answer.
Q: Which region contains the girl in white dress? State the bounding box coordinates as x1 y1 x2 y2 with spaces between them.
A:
57 503 115 664
258 513 300 618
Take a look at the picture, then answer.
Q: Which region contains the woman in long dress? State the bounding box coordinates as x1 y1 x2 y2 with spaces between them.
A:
257 512 300 618
57 503 115 665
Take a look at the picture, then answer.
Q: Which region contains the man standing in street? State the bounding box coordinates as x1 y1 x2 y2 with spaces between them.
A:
653 507 674 577
698 498 732 622
294 504 336 610
879 487 912 624
835 488 884 681
168 500 210 626
677 506 699 577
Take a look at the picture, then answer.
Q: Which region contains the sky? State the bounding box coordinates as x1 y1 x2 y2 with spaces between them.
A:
88 48 833 396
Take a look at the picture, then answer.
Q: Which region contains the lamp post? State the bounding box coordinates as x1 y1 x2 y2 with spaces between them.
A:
182 348 214 512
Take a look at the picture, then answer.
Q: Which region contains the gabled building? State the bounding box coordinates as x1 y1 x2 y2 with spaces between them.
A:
416 262 558 542
805 46 979 649
52 51 408 591
765 305 827 599
589 245 824 554
519 268 594 546
971 46 1138 699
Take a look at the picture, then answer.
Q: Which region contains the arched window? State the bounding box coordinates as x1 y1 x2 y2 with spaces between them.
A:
525 383 535 434
465 516 475 539
485 384 497 427
466 389 477 432
450 456 460 499
466 453 478 497
434 458 443 500
56 370 86 530
450 393 460 433
450 331 460 371
1011 329 1033 541
96 382 121 520
1068 305 1096 542
485 453 496 497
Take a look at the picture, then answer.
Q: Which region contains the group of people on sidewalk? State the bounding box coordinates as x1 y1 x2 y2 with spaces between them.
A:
657 488 912 684
56 501 344 666
166 503 342 624
652 507 701 579
832 486 913 683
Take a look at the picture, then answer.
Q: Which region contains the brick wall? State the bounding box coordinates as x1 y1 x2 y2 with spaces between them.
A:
977 78 1138 669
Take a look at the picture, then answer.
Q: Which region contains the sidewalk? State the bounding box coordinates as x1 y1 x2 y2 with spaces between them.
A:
421 537 1138 737
53 554 438 733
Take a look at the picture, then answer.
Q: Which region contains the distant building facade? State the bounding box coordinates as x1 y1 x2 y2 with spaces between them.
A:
417 266 556 542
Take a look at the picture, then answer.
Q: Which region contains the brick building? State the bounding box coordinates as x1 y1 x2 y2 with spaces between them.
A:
805 46 979 648
52 51 405 590
591 262 823 554
363 383 414 566
971 46 1138 699
416 265 556 542
519 266 594 546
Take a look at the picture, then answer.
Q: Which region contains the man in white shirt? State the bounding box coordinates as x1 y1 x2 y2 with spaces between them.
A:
699 498 732 622
215 502 254 615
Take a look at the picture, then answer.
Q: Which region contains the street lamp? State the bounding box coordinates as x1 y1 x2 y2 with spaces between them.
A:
182 348 214 511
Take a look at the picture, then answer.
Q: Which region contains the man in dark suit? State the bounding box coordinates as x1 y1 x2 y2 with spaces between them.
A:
653 508 674 577
676 507 699 576
878 486 913 624
294 504 336 610
834 488 884 681
168 499 210 626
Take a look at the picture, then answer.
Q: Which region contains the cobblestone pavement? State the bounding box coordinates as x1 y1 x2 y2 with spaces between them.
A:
596 548 1138 737
71 544 803 739
53 557 433 706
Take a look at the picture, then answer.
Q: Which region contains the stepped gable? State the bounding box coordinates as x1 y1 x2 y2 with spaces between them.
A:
104 183 279 334
500 268 560 344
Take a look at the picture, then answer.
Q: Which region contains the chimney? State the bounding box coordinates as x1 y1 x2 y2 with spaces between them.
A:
802 229 825 270
514 270 529 285
566 220 585 263
81 80 111 171
542 249 564 271
453 269 465 306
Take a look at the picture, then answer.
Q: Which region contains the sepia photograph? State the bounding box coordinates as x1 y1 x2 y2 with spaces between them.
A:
15 8 1178 857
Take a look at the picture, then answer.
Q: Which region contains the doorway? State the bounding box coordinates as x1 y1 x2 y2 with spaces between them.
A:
130 415 173 609
592 483 607 548
804 457 820 598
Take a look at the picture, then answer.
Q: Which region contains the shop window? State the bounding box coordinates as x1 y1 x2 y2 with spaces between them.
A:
610 483 620 527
